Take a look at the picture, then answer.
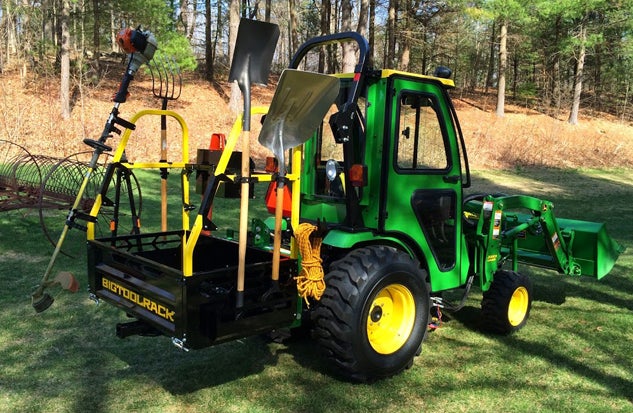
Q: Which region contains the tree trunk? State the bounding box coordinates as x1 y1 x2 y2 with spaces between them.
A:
399 2 410 71
496 19 507 118
228 0 240 60
110 9 116 53
289 0 299 63
386 0 397 69
20 0 33 66
318 0 331 72
568 24 586 125
512 53 518 98
180 0 195 40
60 0 71 119
357 0 369 37
265 0 271 22
341 0 356 73
485 22 496 94
3 0 17 66
92 0 99 62
204 0 213 80
228 0 241 114
368 0 376 67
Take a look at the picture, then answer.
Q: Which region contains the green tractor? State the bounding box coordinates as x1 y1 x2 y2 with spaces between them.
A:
62 23 623 382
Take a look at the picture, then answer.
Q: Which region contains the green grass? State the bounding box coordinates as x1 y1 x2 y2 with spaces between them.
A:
1 167 632 412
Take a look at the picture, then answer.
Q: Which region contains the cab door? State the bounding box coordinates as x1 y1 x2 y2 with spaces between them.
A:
380 75 468 292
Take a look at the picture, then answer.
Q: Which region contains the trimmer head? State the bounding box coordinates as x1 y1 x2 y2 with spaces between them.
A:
31 271 79 313
32 292 54 313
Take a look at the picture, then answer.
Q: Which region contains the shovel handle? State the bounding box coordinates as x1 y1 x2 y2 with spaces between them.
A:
271 180 285 281
236 130 251 308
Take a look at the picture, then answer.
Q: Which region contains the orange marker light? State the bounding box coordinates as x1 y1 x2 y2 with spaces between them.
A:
350 164 367 187
265 156 279 173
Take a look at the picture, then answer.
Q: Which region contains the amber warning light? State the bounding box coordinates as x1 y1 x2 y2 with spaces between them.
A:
350 164 367 187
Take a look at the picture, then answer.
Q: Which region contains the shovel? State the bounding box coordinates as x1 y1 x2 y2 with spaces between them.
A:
258 69 340 285
228 18 279 308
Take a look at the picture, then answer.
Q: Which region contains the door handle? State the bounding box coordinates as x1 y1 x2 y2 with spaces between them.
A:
443 175 460 184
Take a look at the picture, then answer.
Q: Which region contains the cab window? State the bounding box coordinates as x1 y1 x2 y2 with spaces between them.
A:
396 92 449 171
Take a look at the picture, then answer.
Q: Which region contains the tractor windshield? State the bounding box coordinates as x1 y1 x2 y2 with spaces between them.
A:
313 79 366 199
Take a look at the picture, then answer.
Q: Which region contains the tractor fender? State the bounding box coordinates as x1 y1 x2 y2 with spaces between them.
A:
322 229 425 271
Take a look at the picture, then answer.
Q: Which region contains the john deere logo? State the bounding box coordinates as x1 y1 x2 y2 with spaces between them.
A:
102 278 175 322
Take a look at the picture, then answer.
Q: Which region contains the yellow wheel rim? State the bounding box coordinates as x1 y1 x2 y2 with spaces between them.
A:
366 283 416 355
508 286 529 326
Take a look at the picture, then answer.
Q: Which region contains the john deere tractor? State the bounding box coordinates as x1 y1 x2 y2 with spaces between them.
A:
51 21 623 381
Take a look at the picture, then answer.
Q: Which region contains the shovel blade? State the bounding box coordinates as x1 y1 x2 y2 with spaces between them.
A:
258 69 340 159
229 18 280 87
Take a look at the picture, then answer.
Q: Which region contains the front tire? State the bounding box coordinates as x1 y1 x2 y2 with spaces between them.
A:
481 270 533 334
312 245 429 381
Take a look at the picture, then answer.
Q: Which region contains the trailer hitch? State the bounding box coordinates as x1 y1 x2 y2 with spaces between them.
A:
116 320 161 339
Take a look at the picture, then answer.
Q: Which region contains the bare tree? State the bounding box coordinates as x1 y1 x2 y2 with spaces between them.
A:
386 0 397 68
92 0 100 68
318 0 331 72
289 0 299 62
568 23 586 125
357 0 369 37
60 0 71 119
204 0 213 80
265 0 271 21
485 22 496 94
368 0 376 66
496 19 507 117
341 0 356 72
399 1 411 71
228 0 241 114
180 0 196 41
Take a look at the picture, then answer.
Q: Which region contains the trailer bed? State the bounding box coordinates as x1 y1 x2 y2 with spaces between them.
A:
87 231 299 349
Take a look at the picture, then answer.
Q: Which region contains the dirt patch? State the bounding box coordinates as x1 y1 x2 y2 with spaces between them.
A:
1 70 632 170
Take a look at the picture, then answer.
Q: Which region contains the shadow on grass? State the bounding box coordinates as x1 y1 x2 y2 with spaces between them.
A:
466 167 633 309
442 305 482 332
1 167 631 411
468 167 633 241
504 335 633 403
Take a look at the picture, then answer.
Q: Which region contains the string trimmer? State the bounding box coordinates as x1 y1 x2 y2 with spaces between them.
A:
31 27 157 313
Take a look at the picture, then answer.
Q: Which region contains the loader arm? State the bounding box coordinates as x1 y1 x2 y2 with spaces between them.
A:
471 195 624 291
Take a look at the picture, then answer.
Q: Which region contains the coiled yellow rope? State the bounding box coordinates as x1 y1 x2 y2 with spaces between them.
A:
294 222 325 307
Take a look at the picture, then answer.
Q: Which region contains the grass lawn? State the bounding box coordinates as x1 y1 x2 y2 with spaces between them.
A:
0 167 631 413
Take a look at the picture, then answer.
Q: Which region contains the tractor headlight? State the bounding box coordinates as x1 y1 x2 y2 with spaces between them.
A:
325 159 338 182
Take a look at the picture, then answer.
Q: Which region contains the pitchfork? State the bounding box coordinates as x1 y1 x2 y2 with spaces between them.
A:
149 55 182 233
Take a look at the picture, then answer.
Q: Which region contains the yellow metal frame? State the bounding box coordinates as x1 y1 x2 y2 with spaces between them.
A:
87 106 302 278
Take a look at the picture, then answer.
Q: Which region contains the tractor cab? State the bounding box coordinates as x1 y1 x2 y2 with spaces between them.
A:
299 66 473 294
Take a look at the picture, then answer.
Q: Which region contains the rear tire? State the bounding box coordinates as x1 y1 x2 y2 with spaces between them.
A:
481 270 532 334
312 245 429 381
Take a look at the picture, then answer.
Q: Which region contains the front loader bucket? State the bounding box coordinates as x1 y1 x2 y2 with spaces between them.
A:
514 217 624 279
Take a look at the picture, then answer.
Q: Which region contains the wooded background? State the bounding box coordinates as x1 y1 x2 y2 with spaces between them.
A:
1 0 632 124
